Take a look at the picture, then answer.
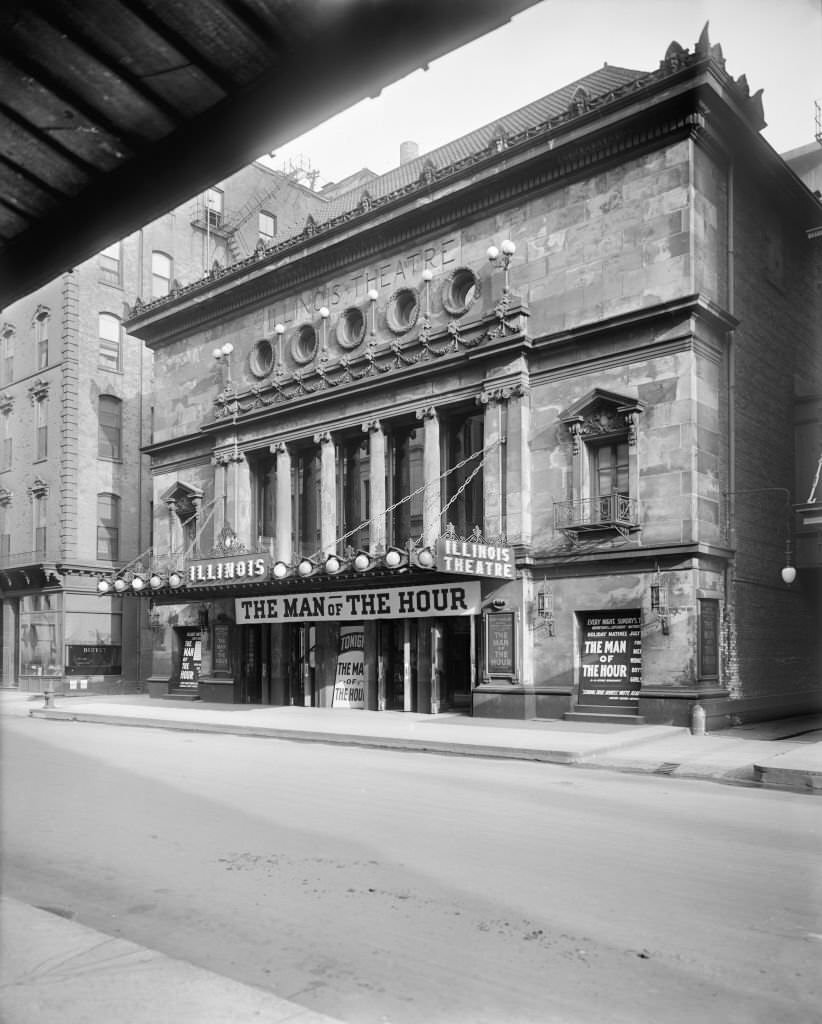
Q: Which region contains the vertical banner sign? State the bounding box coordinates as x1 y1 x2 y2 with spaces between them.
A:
333 625 366 708
579 612 641 707
179 628 202 689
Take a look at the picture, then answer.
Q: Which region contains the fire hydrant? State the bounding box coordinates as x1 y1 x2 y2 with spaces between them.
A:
42 686 55 709
690 702 706 736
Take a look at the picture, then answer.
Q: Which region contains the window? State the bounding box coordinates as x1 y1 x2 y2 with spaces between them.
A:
33 491 47 555
556 389 642 537
1 326 13 386
98 313 122 371
98 395 122 460
591 440 629 521
35 395 47 461
444 410 484 537
259 211 276 240
291 447 321 556
338 436 370 552
388 425 424 547
151 251 172 298
100 241 121 284
34 311 49 369
251 452 277 542
206 187 224 227
97 493 120 560
1 414 11 472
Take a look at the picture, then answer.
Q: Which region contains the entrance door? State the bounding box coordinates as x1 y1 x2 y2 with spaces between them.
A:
382 619 418 711
289 624 315 706
441 618 472 710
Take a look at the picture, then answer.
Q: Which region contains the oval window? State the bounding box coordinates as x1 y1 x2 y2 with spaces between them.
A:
387 287 419 335
249 338 274 378
336 306 366 349
291 324 318 364
442 267 480 316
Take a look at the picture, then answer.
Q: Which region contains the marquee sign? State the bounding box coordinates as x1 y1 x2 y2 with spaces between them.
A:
436 539 514 579
186 555 270 585
236 582 481 624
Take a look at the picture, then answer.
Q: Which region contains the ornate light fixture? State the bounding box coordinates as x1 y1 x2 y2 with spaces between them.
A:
724 487 797 585
213 341 234 384
650 563 670 634
487 239 516 293
534 576 555 636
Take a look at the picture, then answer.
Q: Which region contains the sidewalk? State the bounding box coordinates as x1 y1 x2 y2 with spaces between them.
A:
0 896 343 1024
6 688 822 794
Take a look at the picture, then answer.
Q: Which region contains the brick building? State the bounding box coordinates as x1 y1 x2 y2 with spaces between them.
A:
0 162 325 692
124 28 822 726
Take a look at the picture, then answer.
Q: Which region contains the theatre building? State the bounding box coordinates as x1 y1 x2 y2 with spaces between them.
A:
121 28 822 726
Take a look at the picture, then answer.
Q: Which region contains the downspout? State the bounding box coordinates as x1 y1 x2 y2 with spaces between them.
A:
724 161 736 690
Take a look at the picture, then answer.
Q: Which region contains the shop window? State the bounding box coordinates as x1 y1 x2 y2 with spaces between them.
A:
443 410 484 537
19 593 62 678
1 325 13 386
34 309 49 369
151 251 172 298
98 313 122 371
388 424 424 546
259 210 276 241
338 435 370 552
100 241 121 284
206 187 224 228
291 447 321 556
97 492 120 560
556 389 642 538
98 395 122 460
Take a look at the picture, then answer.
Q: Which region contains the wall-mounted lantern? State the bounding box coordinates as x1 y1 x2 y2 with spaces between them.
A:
650 563 670 634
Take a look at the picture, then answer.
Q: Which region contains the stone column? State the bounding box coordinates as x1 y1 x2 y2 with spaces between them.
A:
363 419 386 553
502 384 530 545
416 406 441 547
315 430 336 558
274 442 292 564
230 451 250 548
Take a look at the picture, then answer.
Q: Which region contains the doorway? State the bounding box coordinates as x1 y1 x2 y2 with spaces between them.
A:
381 619 418 711
441 617 472 710
289 623 315 706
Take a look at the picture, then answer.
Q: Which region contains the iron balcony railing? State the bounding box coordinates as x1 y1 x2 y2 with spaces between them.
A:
553 493 639 534
0 549 61 569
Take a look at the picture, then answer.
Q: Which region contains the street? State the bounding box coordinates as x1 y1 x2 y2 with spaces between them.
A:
2 711 820 1024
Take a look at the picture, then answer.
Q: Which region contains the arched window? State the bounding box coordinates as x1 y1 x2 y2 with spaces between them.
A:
98 313 122 372
1 325 14 386
151 251 172 298
98 395 122 460
97 493 120 560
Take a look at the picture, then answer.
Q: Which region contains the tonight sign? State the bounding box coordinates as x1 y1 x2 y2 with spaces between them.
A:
235 582 481 624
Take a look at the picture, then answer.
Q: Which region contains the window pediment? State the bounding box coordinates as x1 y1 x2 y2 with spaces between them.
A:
560 388 643 452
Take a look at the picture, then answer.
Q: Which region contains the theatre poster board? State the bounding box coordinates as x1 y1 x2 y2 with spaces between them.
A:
578 611 641 708
178 628 202 689
332 625 366 709
484 611 516 680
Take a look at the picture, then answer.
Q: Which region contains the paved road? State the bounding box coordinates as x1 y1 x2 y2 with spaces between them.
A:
2 714 820 1023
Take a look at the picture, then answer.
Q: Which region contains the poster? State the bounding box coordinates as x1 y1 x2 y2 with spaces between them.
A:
579 612 641 707
485 612 516 676
333 625 365 708
179 628 202 688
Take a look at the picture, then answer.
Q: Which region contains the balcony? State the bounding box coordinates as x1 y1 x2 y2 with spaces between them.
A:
554 493 639 540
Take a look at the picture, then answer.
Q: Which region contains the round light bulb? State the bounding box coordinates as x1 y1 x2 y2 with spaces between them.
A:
149 574 163 589
272 561 289 579
353 552 370 571
297 559 313 576
486 245 499 262
367 289 379 302
168 572 182 588
781 565 797 584
113 577 127 592
97 579 110 594
274 323 285 336
501 239 516 256
221 342 234 356
213 348 223 360
422 269 433 282
131 575 145 592
384 549 402 568
325 555 341 573
319 307 329 319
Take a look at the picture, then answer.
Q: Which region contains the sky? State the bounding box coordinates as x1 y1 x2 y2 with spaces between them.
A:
266 0 822 187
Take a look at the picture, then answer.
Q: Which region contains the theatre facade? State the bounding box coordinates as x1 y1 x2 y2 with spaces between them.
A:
121 30 822 726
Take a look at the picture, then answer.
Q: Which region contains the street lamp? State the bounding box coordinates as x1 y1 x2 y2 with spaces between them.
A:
725 487 797 584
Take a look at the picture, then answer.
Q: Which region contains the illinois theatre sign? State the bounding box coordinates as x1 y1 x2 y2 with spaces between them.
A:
236 582 481 624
